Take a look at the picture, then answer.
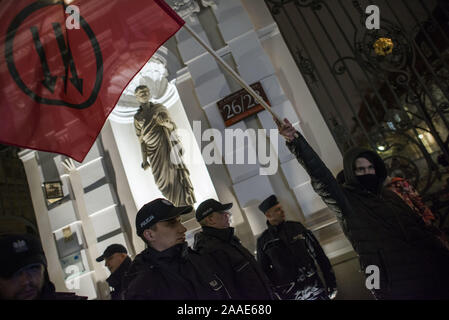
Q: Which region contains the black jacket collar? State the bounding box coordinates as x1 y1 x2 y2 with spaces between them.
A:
106 256 132 288
267 220 286 234
202 226 235 242
145 242 189 265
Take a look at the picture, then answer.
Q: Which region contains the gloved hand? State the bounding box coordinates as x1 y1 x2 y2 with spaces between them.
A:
274 118 297 142
328 287 338 300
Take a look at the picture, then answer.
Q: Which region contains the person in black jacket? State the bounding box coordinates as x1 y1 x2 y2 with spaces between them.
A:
122 198 232 300
275 118 449 300
193 198 274 300
0 233 86 300
257 195 337 300
96 244 132 300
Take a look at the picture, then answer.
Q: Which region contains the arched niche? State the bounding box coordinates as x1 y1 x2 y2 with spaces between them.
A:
108 48 217 214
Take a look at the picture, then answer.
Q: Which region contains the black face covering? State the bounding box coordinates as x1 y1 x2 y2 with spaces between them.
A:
357 174 381 194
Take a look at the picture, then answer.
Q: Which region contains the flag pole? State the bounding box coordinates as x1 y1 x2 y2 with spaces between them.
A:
183 24 282 124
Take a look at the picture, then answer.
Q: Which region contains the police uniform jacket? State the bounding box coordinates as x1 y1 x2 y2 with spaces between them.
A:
257 220 336 292
122 242 231 300
193 226 274 300
106 256 132 300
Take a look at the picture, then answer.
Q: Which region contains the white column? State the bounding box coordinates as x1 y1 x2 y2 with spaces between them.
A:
19 150 67 292
62 160 108 285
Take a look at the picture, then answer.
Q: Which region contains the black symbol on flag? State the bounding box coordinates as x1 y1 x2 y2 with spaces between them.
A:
30 26 58 93
52 22 83 94
5 0 103 109
30 22 83 94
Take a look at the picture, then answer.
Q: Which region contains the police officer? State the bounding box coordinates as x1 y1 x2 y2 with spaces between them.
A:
257 195 337 300
122 198 232 300
193 198 274 300
0 233 86 300
96 244 132 300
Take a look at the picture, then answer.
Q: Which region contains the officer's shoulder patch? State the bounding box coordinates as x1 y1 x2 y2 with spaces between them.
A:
208 277 223 291
293 234 305 241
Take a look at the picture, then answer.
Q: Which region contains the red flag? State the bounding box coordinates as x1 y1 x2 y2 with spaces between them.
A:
0 0 184 162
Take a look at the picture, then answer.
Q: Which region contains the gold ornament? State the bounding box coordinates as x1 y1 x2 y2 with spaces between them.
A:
373 37 394 56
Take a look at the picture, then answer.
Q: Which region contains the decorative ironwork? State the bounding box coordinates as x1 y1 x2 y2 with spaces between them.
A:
354 20 414 77
266 0 295 15
296 49 317 83
384 155 420 187
330 116 352 151
265 0 449 204
373 38 394 56
383 108 414 132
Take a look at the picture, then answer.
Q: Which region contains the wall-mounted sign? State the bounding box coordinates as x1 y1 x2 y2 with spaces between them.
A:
62 226 73 242
217 82 270 127
43 181 63 204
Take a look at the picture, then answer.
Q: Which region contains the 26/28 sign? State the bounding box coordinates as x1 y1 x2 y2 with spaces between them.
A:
217 82 270 127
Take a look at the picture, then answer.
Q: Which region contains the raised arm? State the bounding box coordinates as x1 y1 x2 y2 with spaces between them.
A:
275 118 352 221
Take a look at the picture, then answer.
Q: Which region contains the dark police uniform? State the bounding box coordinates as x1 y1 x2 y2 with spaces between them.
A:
122 198 233 300
256 196 337 300
193 198 274 300
123 242 232 300
96 243 132 300
194 226 274 300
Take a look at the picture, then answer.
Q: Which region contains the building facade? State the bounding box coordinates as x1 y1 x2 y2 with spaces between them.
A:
18 0 372 299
